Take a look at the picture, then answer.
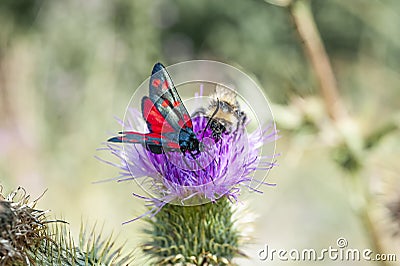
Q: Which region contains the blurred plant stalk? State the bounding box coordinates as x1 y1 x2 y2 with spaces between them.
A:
288 0 396 265
290 0 347 122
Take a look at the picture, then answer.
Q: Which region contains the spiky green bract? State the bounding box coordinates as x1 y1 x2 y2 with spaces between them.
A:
0 187 134 266
33 222 135 266
142 197 244 265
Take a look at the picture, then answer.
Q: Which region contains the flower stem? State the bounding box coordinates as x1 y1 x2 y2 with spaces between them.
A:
289 0 347 122
142 197 243 265
289 1 388 265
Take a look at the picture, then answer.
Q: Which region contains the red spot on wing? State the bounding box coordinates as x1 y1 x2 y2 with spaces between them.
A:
177 119 184 127
161 99 170 107
120 137 141 143
152 79 161 88
162 80 169 90
142 97 175 133
167 142 180 149
173 101 180 107
183 114 192 128
145 133 165 139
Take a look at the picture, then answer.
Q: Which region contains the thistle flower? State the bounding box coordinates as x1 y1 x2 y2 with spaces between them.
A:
373 171 400 251
102 103 277 264
0 187 47 265
0 186 134 265
102 62 278 264
104 109 277 212
387 197 400 237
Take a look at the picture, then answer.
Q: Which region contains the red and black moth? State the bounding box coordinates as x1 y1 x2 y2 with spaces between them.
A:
108 63 201 156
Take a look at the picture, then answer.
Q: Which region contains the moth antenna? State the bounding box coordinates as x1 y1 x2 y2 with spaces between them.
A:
201 98 220 140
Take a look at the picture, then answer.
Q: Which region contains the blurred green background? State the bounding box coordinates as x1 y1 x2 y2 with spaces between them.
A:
1 0 399 265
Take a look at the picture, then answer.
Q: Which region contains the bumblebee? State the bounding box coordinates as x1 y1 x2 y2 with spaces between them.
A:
195 85 246 140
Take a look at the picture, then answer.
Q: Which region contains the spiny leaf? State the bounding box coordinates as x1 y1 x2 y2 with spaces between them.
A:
0 186 135 265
